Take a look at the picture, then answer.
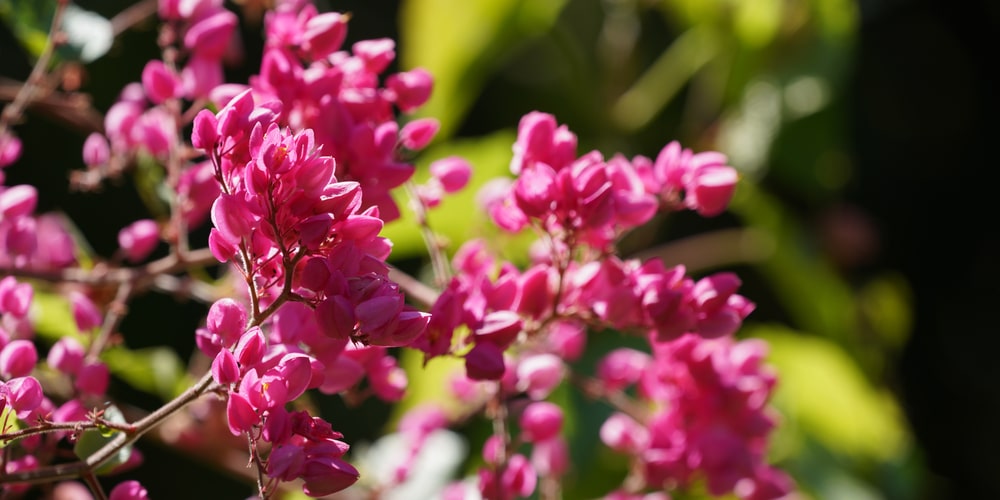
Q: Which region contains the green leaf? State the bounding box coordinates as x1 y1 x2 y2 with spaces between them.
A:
72 404 132 475
399 0 569 139
102 346 190 401
0 1 113 62
749 324 908 462
31 290 84 341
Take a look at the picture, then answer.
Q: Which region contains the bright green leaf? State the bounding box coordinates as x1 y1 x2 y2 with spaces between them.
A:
400 0 569 139
102 346 189 401
749 324 908 462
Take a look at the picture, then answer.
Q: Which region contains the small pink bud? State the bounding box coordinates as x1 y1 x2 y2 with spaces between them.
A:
300 456 361 497
474 310 523 350
0 276 32 318
519 401 563 443
685 165 737 217
226 392 258 436
0 184 38 219
183 10 237 60
597 348 650 392
206 298 247 347
76 361 110 395
234 327 266 368
429 156 472 193
141 60 180 104
516 353 565 400
600 412 649 454
191 109 220 151
108 480 149 500
5 216 36 256
7 376 44 419
47 337 85 375
69 291 103 332
208 228 237 262
531 436 568 477
0 132 21 168
82 133 110 167
400 118 439 150
0 339 37 378
353 38 395 73
303 12 348 60
211 349 240 385
465 341 506 381
366 355 407 402
117 219 160 263
386 68 433 112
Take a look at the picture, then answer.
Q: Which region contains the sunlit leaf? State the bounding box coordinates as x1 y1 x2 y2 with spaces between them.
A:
399 0 569 139
103 346 190 401
749 324 908 462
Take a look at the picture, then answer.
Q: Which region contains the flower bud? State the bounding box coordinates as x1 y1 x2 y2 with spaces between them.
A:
519 401 563 443
82 133 110 167
118 219 160 263
141 60 180 104
0 339 37 378
48 337 86 375
516 353 565 400
206 298 247 347
76 361 110 395
0 184 38 219
400 118 439 150
429 156 472 193
211 349 240 385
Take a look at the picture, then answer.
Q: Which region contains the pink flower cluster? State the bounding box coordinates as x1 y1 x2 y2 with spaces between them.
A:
598 336 793 498
400 113 788 499
244 1 436 221
191 83 430 495
485 111 739 250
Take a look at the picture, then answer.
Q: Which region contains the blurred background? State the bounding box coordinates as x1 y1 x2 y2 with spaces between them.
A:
2 0 998 498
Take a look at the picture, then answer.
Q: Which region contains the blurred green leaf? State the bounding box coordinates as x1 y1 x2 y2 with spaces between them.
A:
730 181 857 348
103 346 190 401
0 1 113 62
750 324 908 462
31 290 84 341
72 404 132 475
399 0 569 139
857 273 913 350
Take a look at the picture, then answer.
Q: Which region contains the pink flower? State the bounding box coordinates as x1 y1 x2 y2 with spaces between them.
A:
211 349 240 385
400 118 439 150
519 401 563 443
226 391 258 436
429 156 472 193
47 337 85 375
141 60 180 104
299 455 360 497
118 219 160 263
0 185 38 219
108 480 149 500
0 339 37 378
69 291 103 332
82 133 110 167
76 361 110 395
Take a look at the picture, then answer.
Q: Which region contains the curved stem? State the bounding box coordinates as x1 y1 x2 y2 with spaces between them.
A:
0 372 219 486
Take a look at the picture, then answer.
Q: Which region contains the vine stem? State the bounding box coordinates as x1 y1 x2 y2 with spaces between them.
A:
0 0 69 136
0 372 219 486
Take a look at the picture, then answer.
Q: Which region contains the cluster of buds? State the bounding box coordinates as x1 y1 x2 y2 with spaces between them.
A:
0 0 794 498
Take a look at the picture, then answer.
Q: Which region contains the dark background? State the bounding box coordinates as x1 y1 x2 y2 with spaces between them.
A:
2 0 999 498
